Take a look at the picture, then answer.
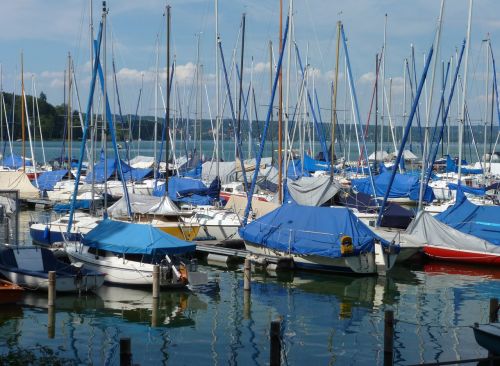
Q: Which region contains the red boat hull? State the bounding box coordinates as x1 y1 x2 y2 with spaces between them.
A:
0 279 24 304
424 246 500 265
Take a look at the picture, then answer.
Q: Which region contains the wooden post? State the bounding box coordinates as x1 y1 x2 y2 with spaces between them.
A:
48 271 56 306
244 258 251 292
384 310 394 366
152 264 160 299
490 298 499 323
120 337 132 366
47 304 55 339
151 297 159 328
243 289 251 320
270 319 281 366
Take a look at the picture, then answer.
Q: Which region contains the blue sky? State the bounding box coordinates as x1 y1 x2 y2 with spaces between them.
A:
0 0 499 126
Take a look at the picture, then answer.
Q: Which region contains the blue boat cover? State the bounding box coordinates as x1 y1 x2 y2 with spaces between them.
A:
345 166 372 175
446 155 483 175
85 158 152 183
287 160 311 180
436 190 500 246
82 219 195 255
239 204 388 258
447 183 485 196
303 154 330 172
335 191 414 229
351 171 435 203
153 176 219 205
35 170 68 191
54 199 91 213
0 153 33 169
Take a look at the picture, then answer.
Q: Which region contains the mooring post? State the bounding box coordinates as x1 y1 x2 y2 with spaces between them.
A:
151 297 159 328
243 289 251 319
270 319 281 366
384 310 394 366
47 303 55 339
490 298 499 323
48 271 56 306
244 258 251 292
153 264 160 299
120 337 132 366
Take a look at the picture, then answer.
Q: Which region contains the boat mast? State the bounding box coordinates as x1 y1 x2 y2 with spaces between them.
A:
215 0 220 178
154 35 159 180
284 0 293 180
375 53 379 171
331 20 341 176
277 0 283 204
21 51 26 172
237 14 246 166
483 36 490 183
67 52 72 169
418 0 445 212
103 0 108 213
165 4 171 192
380 14 387 159
458 0 473 183
90 0 96 212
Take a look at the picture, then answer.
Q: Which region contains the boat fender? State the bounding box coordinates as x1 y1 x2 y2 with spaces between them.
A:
340 235 353 256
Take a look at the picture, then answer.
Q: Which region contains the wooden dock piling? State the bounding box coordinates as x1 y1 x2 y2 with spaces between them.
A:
384 310 394 366
244 258 251 292
152 264 160 299
48 271 56 306
47 304 55 339
270 319 281 366
120 337 132 366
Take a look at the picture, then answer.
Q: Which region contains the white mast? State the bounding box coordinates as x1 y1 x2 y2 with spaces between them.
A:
418 0 445 211
458 0 473 182
284 0 293 177
380 14 387 157
154 35 159 180
483 36 490 182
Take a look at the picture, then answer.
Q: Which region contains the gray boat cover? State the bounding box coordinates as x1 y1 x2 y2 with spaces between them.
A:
201 158 273 184
0 171 39 199
404 211 500 254
107 193 181 218
286 175 341 206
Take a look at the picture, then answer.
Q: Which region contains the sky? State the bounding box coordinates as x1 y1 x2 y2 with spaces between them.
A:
1 0 500 127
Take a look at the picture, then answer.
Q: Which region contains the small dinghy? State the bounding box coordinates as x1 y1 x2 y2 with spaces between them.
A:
0 245 105 293
0 279 24 304
473 322 500 356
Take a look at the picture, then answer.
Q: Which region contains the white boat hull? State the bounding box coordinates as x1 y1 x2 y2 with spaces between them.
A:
245 242 394 274
66 244 186 288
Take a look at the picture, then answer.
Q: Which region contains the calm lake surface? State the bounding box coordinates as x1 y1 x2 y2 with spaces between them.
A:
0 210 499 365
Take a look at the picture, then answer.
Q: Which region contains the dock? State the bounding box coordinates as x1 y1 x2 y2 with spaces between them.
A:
194 240 294 270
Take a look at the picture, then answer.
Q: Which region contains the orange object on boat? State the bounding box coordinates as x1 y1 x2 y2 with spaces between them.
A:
0 279 24 304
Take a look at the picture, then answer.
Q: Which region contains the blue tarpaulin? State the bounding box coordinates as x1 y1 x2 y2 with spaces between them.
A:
446 155 483 175
436 190 500 246
35 170 68 191
153 176 220 205
0 154 33 169
239 203 388 258
54 199 91 213
82 219 195 255
447 183 485 196
287 160 311 180
351 171 435 203
85 158 152 183
303 154 331 172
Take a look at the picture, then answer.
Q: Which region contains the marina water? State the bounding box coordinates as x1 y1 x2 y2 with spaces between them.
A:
0 210 499 364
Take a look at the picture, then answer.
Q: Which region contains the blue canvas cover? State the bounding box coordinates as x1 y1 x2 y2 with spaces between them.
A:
0 153 33 169
435 190 500 246
351 171 435 203
287 160 311 180
85 158 152 183
303 154 330 172
35 170 68 191
446 155 483 175
447 183 485 196
82 219 195 255
153 177 218 205
239 204 388 258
